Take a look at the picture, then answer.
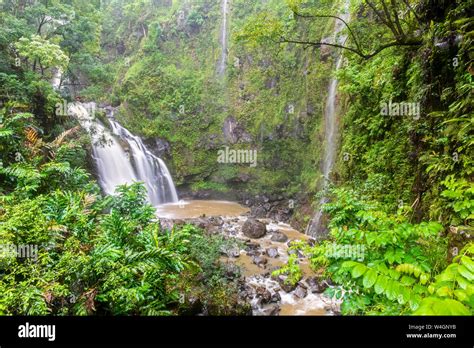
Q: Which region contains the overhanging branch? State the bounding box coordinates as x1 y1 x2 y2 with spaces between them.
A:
277 37 422 60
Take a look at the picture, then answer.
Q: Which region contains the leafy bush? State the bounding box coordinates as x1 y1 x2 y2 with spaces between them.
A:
294 188 473 315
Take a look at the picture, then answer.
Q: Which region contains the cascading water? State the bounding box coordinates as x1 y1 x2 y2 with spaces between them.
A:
70 103 178 205
217 0 229 76
306 4 349 237
108 119 179 205
51 68 62 90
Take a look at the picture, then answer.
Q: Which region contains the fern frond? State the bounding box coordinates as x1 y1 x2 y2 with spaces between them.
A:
24 126 39 145
51 126 80 147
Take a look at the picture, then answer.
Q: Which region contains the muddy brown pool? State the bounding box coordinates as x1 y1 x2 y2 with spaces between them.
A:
155 200 249 219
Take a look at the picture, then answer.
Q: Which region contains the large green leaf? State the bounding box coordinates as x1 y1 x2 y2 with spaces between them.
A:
363 269 377 288
461 256 474 273
351 264 367 278
458 265 473 281
374 275 387 294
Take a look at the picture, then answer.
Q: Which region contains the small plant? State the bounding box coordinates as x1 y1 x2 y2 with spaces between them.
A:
272 253 302 286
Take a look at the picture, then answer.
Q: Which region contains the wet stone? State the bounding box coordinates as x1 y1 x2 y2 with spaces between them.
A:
260 304 280 316
256 286 272 303
276 275 296 293
242 218 267 238
266 248 279 258
270 231 288 243
306 276 328 293
270 292 281 303
252 255 268 268
294 285 307 299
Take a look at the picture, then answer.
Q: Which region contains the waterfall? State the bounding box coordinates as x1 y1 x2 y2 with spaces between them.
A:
51 67 62 90
70 103 179 205
217 0 229 76
306 4 349 237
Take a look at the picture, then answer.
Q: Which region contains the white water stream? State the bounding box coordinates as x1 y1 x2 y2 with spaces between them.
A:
306 4 350 237
217 0 230 76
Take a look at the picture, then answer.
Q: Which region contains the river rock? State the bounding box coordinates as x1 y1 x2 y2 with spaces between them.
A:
270 231 288 243
242 218 267 239
276 275 296 293
246 249 261 258
250 206 266 218
244 241 260 251
270 292 281 303
266 248 279 258
294 285 307 299
260 304 280 316
306 277 329 293
239 290 249 300
222 247 240 258
288 249 304 258
252 255 268 268
256 286 272 303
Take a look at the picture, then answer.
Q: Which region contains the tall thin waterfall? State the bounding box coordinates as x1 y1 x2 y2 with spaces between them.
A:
306 5 349 237
217 0 229 76
70 103 179 205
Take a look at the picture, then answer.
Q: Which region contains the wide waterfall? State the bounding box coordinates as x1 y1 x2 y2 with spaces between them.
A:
70 103 179 205
306 4 349 237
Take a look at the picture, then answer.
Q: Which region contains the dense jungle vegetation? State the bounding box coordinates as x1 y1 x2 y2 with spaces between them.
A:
0 0 472 316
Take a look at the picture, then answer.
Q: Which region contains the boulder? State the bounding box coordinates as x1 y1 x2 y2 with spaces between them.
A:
271 231 288 243
306 276 329 293
250 206 266 218
242 218 267 239
294 285 307 299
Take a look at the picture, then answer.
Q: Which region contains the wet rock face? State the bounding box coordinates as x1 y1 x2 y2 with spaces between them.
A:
143 137 171 158
242 218 267 239
222 116 252 144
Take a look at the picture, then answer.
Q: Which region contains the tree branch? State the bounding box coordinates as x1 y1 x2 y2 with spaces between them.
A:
365 0 400 40
292 11 363 54
401 0 423 28
389 0 406 39
278 37 421 60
